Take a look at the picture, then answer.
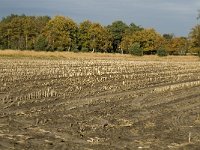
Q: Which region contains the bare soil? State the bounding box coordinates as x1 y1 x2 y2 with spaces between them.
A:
0 57 200 150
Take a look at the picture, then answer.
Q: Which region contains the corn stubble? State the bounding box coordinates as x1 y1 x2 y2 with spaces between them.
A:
0 57 200 149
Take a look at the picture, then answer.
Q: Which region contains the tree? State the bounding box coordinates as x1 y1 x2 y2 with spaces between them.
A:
120 23 143 54
0 14 50 50
125 23 143 36
189 25 200 53
34 35 48 51
157 47 168 56
170 37 188 55
121 28 163 54
107 21 128 52
0 22 7 49
0 15 32 50
35 16 51 33
1 14 22 23
8 17 25 49
78 20 93 51
88 23 112 52
0 23 4 49
163 33 174 40
0 13 192 55
129 43 143 56
188 10 200 54
43 16 78 51
120 34 132 54
23 17 38 50
197 9 200 22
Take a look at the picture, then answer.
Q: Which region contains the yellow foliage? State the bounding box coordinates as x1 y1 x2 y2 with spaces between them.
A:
121 28 163 52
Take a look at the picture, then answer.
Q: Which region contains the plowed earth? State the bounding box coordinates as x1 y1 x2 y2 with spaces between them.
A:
0 58 200 149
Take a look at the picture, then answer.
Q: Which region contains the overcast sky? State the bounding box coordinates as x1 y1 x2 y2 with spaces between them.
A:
0 0 200 36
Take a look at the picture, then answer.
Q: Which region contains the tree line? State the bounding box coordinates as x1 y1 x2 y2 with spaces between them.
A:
0 14 200 56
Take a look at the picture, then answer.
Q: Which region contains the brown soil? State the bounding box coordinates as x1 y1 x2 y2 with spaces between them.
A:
0 58 200 150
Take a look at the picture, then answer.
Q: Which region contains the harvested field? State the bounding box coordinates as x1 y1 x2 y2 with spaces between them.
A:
0 55 200 149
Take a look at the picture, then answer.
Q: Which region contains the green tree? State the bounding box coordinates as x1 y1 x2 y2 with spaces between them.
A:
34 35 48 51
120 23 143 54
1 14 22 23
129 42 143 56
107 21 128 52
0 22 6 49
163 33 174 40
157 47 168 56
0 23 4 49
125 23 143 36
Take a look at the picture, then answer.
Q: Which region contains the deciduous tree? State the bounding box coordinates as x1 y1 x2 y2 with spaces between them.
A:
78 20 93 51
88 23 112 52
189 25 200 53
43 16 78 51
121 28 163 54
107 21 128 52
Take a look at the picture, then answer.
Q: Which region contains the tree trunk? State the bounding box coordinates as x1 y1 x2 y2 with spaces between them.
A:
25 34 28 50
7 35 9 49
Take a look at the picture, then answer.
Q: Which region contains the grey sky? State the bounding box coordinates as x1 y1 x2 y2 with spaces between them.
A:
0 0 199 36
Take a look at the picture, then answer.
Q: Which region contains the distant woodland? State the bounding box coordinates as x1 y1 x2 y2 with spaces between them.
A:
0 14 200 56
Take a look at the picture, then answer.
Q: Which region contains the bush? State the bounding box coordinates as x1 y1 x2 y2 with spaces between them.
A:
34 35 48 51
198 50 200 57
81 47 90 52
129 43 143 56
157 48 168 57
0 45 5 50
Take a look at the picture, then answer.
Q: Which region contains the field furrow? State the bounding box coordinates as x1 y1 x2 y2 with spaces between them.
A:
0 58 200 149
